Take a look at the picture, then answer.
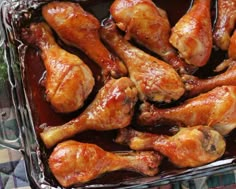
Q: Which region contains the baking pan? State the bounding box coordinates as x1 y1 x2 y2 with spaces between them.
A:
0 0 236 188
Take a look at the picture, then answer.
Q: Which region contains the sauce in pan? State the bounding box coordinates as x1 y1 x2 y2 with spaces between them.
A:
19 0 236 187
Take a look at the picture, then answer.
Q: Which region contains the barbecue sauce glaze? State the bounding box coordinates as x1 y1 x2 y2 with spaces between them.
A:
20 0 235 187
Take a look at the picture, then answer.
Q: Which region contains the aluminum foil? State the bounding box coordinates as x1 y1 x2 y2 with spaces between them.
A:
0 0 236 188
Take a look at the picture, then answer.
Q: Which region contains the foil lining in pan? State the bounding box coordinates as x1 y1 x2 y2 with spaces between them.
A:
0 0 236 188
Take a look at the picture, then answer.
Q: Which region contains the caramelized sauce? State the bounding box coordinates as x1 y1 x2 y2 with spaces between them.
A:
18 0 236 187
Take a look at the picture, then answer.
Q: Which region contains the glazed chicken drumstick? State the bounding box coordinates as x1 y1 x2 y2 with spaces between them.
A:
40 77 138 148
228 30 236 59
139 85 236 136
170 0 212 67
110 0 193 74
100 20 184 103
49 140 162 187
183 59 236 97
21 22 94 113
42 1 127 80
115 126 225 168
213 0 236 50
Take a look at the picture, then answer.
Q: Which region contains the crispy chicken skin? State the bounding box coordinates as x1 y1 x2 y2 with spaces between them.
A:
100 20 185 102
110 0 193 74
40 77 138 148
213 0 236 50
138 85 236 136
170 0 212 67
49 140 162 187
115 126 225 168
21 22 94 113
183 59 236 97
42 1 127 80
228 30 236 59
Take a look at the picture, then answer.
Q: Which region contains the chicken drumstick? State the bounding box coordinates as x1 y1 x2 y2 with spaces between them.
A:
170 0 212 67
228 30 236 59
213 0 236 50
42 1 127 80
100 20 184 103
49 140 162 187
110 0 193 74
183 59 236 97
40 77 138 148
138 85 236 136
115 126 225 168
21 22 94 113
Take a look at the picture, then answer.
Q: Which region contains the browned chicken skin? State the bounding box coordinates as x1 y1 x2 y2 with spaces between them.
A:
100 20 185 102
49 140 162 187
42 1 127 80
40 77 138 148
22 22 94 113
183 59 236 97
110 0 193 74
138 85 236 136
213 0 236 50
170 0 212 67
228 30 236 59
115 126 225 168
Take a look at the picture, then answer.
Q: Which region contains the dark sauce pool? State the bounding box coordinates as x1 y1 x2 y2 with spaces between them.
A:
16 0 236 187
